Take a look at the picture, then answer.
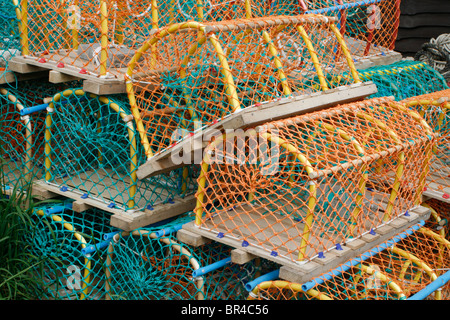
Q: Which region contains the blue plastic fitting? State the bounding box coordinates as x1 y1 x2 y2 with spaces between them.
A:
192 257 232 278
300 220 425 293
44 203 73 215
20 103 49 116
81 239 112 256
245 269 280 292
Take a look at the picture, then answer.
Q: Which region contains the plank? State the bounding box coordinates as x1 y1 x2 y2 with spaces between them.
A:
33 180 196 231
49 70 80 84
137 82 378 179
231 249 257 265
0 70 48 84
82 80 127 95
181 205 430 284
8 56 127 95
72 200 94 213
110 194 197 231
8 57 48 73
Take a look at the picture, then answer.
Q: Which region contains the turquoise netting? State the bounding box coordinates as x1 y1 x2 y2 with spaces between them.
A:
358 60 450 100
42 89 198 212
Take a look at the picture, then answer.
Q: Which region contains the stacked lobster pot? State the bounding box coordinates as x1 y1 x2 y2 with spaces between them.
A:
1 0 449 301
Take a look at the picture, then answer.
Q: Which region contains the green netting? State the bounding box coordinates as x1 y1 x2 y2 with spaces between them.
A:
24 200 119 300
0 0 20 78
358 60 450 101
104 215 275 300
0 81 79 192
22 202 278 300
358 60 449 101
43 88 198 211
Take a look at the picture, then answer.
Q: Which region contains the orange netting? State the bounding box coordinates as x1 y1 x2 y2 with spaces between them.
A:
401 90 450 203
248 226 450 300
127 14 361 158
423 198 450 241
193 96 436 263
17 0 399 77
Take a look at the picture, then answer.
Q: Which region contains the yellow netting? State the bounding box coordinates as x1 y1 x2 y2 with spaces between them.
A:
193 97 435 263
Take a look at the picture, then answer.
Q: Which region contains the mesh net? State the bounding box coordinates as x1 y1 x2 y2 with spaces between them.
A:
0 0 20 77
42 88 197 211
301 0 400 61
358 60 450 101
24 201 272 300
423 198 449 241
104 217 270 300
128 14 360 158
248 225 450 300
17 0 399 77
401 90 449 203
24 201 118 300
194 96 435 263
0 81 75 193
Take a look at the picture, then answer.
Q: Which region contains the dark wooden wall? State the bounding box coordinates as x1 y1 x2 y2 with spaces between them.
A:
395 0 450 56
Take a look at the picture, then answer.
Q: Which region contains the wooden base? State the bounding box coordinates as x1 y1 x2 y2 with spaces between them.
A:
345 37 403 70
423 174 450 204
31 179 196 231
8 56 126 95
0 69 48 85
137 82 378 179
178 206 430 284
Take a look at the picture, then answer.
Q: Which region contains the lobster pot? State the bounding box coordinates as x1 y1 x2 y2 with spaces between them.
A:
24 201 120 300
0 0 20 71
0 81 72 192
358 61 450 101
300 0 401 61
402 90 450 203
194 97 435 264
128 14 360 158
17 0 398 77
383 227 450 300
19 0 248 78
105 214 261 300
42 88 196 212
248 226 449 300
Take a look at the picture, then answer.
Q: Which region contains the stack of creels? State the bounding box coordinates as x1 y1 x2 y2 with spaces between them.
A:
14 0 400 78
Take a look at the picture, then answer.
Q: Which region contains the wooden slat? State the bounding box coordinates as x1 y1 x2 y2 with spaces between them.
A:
52 168 172 209
182 205 431 283
137 82 378 179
